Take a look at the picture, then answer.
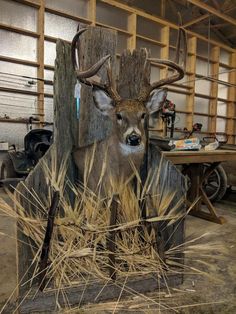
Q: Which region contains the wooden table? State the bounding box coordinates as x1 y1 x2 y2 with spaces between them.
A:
162 150 236 224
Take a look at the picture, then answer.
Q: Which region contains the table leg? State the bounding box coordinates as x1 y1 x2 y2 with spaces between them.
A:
186 163 226 224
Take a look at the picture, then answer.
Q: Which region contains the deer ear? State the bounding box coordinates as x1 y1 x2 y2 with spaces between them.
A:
92 87 114 115
146 88 167 114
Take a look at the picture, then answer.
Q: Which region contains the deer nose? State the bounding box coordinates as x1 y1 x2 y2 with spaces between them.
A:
126 133 141 146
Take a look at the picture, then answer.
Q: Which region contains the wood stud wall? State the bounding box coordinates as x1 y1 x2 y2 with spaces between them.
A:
0 0 235 142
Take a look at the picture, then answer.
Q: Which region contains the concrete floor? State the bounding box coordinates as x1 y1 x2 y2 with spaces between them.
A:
0 188 236 313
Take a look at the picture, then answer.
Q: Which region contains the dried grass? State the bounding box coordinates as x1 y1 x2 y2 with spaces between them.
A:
0 149 228 312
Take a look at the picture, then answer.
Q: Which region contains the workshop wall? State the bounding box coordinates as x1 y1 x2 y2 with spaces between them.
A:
0 0 235 148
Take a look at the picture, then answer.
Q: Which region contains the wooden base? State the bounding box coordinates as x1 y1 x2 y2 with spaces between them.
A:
190 210 226 224
12 274 183 313
186 163 227 224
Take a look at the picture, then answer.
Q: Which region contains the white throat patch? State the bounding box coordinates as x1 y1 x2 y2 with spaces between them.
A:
119 142 145 156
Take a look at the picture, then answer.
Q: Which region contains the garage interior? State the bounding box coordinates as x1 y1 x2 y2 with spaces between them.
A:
0 0 236 313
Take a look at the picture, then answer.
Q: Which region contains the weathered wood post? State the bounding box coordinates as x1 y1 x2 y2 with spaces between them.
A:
78 26 117 147
15 39 77 296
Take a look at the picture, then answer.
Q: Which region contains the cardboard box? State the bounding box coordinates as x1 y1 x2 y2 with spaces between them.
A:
0 142 9 151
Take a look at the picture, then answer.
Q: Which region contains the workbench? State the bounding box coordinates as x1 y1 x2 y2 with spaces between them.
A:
162 150 236 224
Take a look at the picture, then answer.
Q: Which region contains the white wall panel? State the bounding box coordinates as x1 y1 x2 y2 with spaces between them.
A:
0 30 37 61
196 58 209 76
216 117 226 133
0 123 30 148
45 13 78 41
220 49 230 65
44 97 54 123
219 67 229 82
96 2 129 30
193 115 208 132
0 62 38 92
217 101 227 116
44 41 56 66
0 92 38 119
194 97 209 114
197 40 211 58
195 79 211 95
0 61 37 78
46 0 88 18
0 0 37 31
169 28 178 47
137 17 162 41
218 84 228 99
174 113 186 130
136 39 161 58
44 69 54 81
167 92 187 111
150 66 160 83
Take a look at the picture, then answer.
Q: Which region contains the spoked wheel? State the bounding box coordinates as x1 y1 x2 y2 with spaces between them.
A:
202 163 228 202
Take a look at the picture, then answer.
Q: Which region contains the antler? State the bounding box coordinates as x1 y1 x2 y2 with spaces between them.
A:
138 27 187 102
71 28 121 102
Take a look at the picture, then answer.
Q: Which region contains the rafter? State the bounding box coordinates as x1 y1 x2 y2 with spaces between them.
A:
210 0 220 10
183 13 209 27
187 0 236 26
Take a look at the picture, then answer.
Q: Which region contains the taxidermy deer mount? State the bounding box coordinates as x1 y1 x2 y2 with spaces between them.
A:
72 26 187 195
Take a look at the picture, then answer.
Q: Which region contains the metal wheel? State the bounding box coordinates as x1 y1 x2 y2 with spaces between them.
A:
202 164 227 202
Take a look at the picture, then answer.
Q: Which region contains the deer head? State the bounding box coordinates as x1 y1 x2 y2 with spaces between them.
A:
71 28 186 151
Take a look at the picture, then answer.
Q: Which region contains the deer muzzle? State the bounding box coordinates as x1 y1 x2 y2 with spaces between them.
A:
126 133 141 146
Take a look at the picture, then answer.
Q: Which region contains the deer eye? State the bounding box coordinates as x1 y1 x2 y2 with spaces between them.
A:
116 113 122 121
141 113 146 120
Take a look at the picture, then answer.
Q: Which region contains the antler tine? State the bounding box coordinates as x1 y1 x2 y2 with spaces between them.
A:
106 60 121 102
138 26 187 101
71 28 111 87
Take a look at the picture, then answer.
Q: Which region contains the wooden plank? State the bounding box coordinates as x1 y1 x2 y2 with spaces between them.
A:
0 86 40 96
226 52 236 144
183 13 210 28
37 0 45 127
185 164 202 212
162 150 236 164
15 40 77 297
186 36 197 131
160 26 169 79
148 145 187 256
0 118 52 125
136 34 165 47
16 274 183 313
12 0 40 8
88 0 96 25
99 0 177 28
187 0 236 27
0 55 39 67
156 25 169 137
78 26 117 147
0 23 39 38
45 6 92 24
208 46 220 134
127 13 137 50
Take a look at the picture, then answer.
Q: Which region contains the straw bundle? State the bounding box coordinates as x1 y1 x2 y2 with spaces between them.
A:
0 148 228 312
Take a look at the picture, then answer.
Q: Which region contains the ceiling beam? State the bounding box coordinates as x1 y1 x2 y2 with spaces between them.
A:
183 13 209 27
210 0 220 10
187 0 236 26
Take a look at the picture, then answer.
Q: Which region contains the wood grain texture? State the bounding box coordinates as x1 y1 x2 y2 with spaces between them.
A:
17 274 183 313
78 26 117 147
15 40 77 296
